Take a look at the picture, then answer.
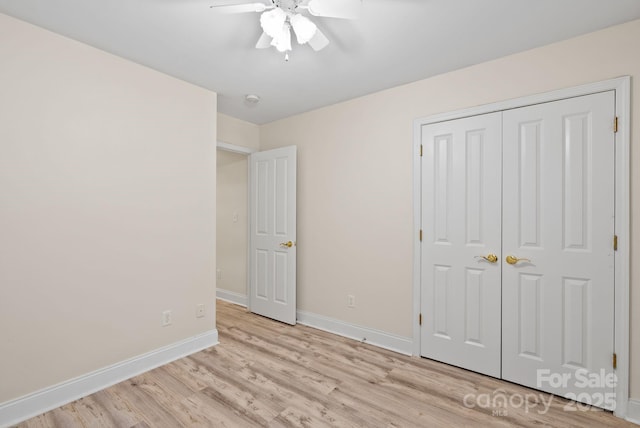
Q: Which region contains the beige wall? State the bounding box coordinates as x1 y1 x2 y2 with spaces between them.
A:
260 19 640 398
218 113 260 151
0 13 217 403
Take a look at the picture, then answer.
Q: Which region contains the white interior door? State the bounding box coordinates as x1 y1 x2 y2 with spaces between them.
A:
502 92 616 408
420 113 502 378
249 146 297 325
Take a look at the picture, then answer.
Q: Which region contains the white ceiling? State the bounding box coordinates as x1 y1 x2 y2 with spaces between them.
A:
2 0 640 124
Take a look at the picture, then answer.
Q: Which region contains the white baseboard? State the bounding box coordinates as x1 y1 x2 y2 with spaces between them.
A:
0 330 218 428
627 399 640 425
215 292 411 355
296 310 413 356
216 289 247 307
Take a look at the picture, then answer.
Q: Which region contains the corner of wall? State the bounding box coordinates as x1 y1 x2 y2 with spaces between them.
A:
0 332 218 428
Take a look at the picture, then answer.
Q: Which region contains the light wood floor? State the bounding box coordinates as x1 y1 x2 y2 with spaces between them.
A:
16 300 635 427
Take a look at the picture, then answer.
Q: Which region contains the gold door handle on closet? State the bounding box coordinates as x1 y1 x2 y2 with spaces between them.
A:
475 254 498 263
279 241 295 248
506 255 531 265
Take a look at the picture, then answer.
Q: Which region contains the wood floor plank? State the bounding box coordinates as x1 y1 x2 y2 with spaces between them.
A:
186 351 290 423
177 391 265 427
88 389 144 428
269 402 360 428
66 393 126 427
14 300 637 428
188 385 277 426
220 335 339 396
106 376 185 427
30 404 84 428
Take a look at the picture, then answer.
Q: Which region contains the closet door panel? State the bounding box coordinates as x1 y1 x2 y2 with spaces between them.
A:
501 91 615 408
420 112 502 377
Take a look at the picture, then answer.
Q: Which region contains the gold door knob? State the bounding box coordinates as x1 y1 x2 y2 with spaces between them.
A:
279 241 294 248
506 255 531 265
475 254 498 263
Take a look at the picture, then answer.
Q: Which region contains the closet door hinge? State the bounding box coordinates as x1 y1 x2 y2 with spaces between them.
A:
614 235 618 251
613 353 617 369
419 313 422 326
614 117 619 133
420 144 423 157
419 229 423 242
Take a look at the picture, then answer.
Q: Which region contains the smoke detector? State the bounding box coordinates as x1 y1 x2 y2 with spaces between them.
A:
245 94 260 105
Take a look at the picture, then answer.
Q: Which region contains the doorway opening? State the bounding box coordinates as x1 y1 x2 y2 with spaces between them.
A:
216 142 254 307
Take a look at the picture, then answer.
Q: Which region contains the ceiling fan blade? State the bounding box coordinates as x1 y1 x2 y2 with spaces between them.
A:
306 0 362 19
209 2 269 14
255 32 272 49
307 27 329 51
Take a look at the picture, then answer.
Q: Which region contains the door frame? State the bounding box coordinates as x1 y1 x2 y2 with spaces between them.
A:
217 141 256 156
216 141 256 307
412 76 631 417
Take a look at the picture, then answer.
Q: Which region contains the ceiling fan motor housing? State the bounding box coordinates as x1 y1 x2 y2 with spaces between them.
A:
273 0 302 14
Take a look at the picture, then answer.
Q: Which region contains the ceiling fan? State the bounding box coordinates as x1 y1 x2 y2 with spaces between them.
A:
210 0 363 60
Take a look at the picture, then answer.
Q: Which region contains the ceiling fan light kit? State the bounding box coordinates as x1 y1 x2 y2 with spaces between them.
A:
272 22 292 52
211 0 363 59
289 13 317 44
260 7 286 37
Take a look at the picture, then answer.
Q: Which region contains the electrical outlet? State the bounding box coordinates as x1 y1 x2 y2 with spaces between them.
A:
196 304 205 318
162 310 172 326
347 295 355 308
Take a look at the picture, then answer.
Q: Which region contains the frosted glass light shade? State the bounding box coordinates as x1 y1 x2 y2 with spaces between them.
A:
290 13 317 44
271 24 292 52
260 8 287 38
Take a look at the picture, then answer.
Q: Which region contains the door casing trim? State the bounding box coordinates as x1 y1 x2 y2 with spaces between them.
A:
412 76 631 418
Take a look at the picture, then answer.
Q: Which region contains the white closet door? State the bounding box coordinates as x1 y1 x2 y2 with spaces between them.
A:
502 92 616 408
421 113 502 377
